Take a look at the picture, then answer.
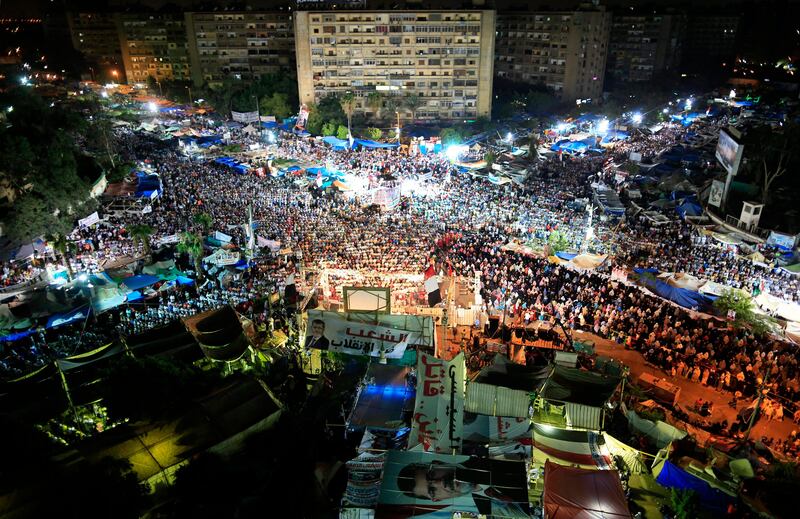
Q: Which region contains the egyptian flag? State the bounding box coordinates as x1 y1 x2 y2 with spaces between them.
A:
424 263 442 307
284 273 298 305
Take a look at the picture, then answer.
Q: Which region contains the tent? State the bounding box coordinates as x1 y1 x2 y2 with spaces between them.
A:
322 135 350 150
632 269 715 311
543 461 632 519
538 366 622 430
183 305 251 361
532 423 612 468
676 200 703 219
654 461 736 514
352 138 399 149
625 410 687 448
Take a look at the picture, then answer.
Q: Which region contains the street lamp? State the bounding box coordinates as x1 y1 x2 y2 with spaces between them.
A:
186 86 193 105
632 112 643 124
395 111 401 142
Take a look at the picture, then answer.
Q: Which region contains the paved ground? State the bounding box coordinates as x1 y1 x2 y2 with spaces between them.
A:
437 325 797 443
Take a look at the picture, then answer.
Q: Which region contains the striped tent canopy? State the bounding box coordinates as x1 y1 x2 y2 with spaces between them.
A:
532 423 612 469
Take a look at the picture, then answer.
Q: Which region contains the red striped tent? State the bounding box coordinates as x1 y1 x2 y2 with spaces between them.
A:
533 423 612 469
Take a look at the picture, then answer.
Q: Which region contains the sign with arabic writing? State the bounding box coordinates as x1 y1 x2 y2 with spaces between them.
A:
305 311 418 358
409 352 465 454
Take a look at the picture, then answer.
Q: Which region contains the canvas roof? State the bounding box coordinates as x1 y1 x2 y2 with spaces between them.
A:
543 461 632 519
539 366 621 407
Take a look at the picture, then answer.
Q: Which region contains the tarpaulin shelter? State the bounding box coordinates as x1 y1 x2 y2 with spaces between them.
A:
532 423 612 468
543 461 632 519
322 135 350 150
625 410 687 448
538 366 622 430
632 269 715 311
183 305 251 361
120 274 160 292
352 138 399 149
676 200 703 219
654 460 736 514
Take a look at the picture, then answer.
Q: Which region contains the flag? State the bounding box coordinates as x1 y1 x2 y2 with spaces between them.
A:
423 264 441 307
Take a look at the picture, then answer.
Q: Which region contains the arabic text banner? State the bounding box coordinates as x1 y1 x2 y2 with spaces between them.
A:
409 352 465 454
306 312 417 358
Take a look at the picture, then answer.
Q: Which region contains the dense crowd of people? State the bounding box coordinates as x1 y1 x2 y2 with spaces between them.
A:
1 103 799 454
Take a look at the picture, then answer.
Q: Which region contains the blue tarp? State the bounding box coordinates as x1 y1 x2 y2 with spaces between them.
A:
121 274 160 291
676 201 703 218
633 269 714 311
322 136 350 150
135 172 162 198
555 252 578 261
46 306 90 330
656 461 735 514
261 121 279 129
0 328 36 342
550 139 571 151
352 138 399 149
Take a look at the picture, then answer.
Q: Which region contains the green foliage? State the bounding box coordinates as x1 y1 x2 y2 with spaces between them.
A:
366 91 384 118
221 143 243 154
340 91 356 127
317 95 346 127
336 124 350 140
384 95 400 115
107 162 134 183
305 103 324 135
193 212 213 233
440 128 463 146
529 135 540 160
668 488 698 519
321 121 337 136
485 151 497 169
259 92 292 121
713 288 777 337
178 231 205 278
547 230 570 254
366 127 383 140
403 93 422 119
128 224 154 256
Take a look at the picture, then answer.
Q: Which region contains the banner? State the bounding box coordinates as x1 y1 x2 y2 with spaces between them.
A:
141 204 152 214
304 311 415 358
214 230 232 243
257 236 282 252
78 212 100 229
377 450 530 518
409 352 465 454
231 110 260 124
708 179 725 208
296 104 310 129
203 249 240 266
157 234 180 246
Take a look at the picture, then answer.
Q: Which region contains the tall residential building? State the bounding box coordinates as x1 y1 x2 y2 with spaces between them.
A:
117 12 191 85
185 11 295 87
66 12 125 80
495 9 611 102
606 13 683 83
294 10 496 121
681 14 739 72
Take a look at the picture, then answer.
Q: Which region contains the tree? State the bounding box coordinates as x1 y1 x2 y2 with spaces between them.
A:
668 488 698 519
48 233 76 280
366 91 384 120
366 127 383 140
384 95 400 117
485 151 497 169
129 224 154 258
317 95 345 127
259 92 292 121
336 124 350 140
305 103 324 135
547 230 570 254
440 128 463 146
528 134 540 161
193 212 213 234
403 94 422 122
177 231 205 279
321 122 337 136
339 92 356 137
713 288 777 337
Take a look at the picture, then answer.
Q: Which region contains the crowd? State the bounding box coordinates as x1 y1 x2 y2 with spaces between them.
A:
1 104 799 452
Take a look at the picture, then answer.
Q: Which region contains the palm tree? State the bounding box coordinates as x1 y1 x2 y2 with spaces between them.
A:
403 94 422 123
339 92 356 138
193 212 213 234
48 233 76 281
366 91 384 121
129 224 154 258
177 232 205 279
384 95 400 117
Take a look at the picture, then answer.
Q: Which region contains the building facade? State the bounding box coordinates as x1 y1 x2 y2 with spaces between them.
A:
681 14 739 72
294 10 495 121
495 9 610 102
185 11 295 87
606 13 682 83
66 12 124 80
116 12 191 85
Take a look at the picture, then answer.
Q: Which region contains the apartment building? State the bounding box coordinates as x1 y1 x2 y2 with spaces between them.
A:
116 12 191 85
294 10 495 121
66 12 124 80
495 9 611 102
185 11 295 87
682 14 739 72
606 13 683 83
